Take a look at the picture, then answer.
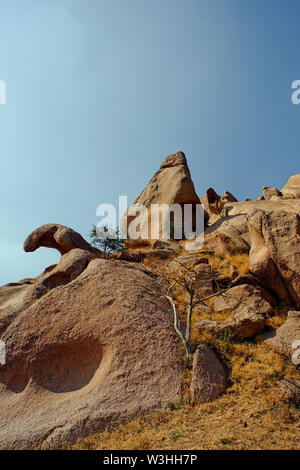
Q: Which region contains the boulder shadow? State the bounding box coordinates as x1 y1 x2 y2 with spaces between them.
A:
30 339 103 393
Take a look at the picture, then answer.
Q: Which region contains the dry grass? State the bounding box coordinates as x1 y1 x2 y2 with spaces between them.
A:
71 250 299 451
72 318 299 450
73 347 299 450
73 395 299 450
266 306 291 329
211 252 249 277
125 239 151 249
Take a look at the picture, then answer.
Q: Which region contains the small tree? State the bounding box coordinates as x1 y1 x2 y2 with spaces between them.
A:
89 224 125 255
163 259 229 358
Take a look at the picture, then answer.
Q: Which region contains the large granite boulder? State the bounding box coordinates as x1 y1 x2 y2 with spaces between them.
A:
190 344 227 405
123 152 207 241
197 285 272 339
204 213 250 255
256 311 300 358
200 189 237 225
24 223 100 255
281 173 300 199
206 187 221 216
262 187 282 200
0 248 97 336
248 209 300 308
224 199 300 218
0 258 184 449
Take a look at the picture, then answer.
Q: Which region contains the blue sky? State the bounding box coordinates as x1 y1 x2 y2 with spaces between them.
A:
0 0 299 284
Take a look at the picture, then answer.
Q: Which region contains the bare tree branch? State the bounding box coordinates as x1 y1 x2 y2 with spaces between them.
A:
162 261 232 358
191 287 231 309
166 295 190 357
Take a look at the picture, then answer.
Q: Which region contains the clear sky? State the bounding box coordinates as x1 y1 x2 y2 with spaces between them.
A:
0 0 299 285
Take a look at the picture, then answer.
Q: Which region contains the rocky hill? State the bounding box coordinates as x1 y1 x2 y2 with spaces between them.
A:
0 152 299 450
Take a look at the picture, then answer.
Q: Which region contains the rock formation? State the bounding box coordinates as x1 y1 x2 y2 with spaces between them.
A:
248 209 300 308
190 344 227 405
141 240 182 259
24 223 100 255
123 152 208 241
203 214 250 255
281 172 300 199
0 258 184 449
201 189 237 224
197 285 273 339
262 187 282 200
213 284 273 316
206 187 221 216
279 379 300 406
256 311 300 357
223 198 300 218
220 190 238 207
1 155 300 450
0 244 100 336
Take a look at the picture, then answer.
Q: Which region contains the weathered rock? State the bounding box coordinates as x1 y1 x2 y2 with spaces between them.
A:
142 248 177 260
0 249 96 336
152 240 182 253
279 379 300 406
213 285 273 316
198 310 266 339
39 249 95 288
0 226 103 336
281 173 300 199
204 214 250 255
0 259 183 449
190 344 227 405
199 195 212 221
112 250 143 263
142 240 183 258
193 302 213 318
262 187 282 200
219 191 238 213
169 253 209 268
256 311 300 358
248 209 300 308
197 285 272 339
0 282 31 308
206 188 221 216
0 280 38 336
0 283 46 337
229 265 239 279
230 273 264 288
204 188 237 218
201 188 236 224
214 274 231 287
24 224 100 255
191 264 215 296
220 190 238 205
224 199 300 218
123 152 207 241
230 274 276 307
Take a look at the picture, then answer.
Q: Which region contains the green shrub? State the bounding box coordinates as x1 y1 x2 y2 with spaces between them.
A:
89 224 125 254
